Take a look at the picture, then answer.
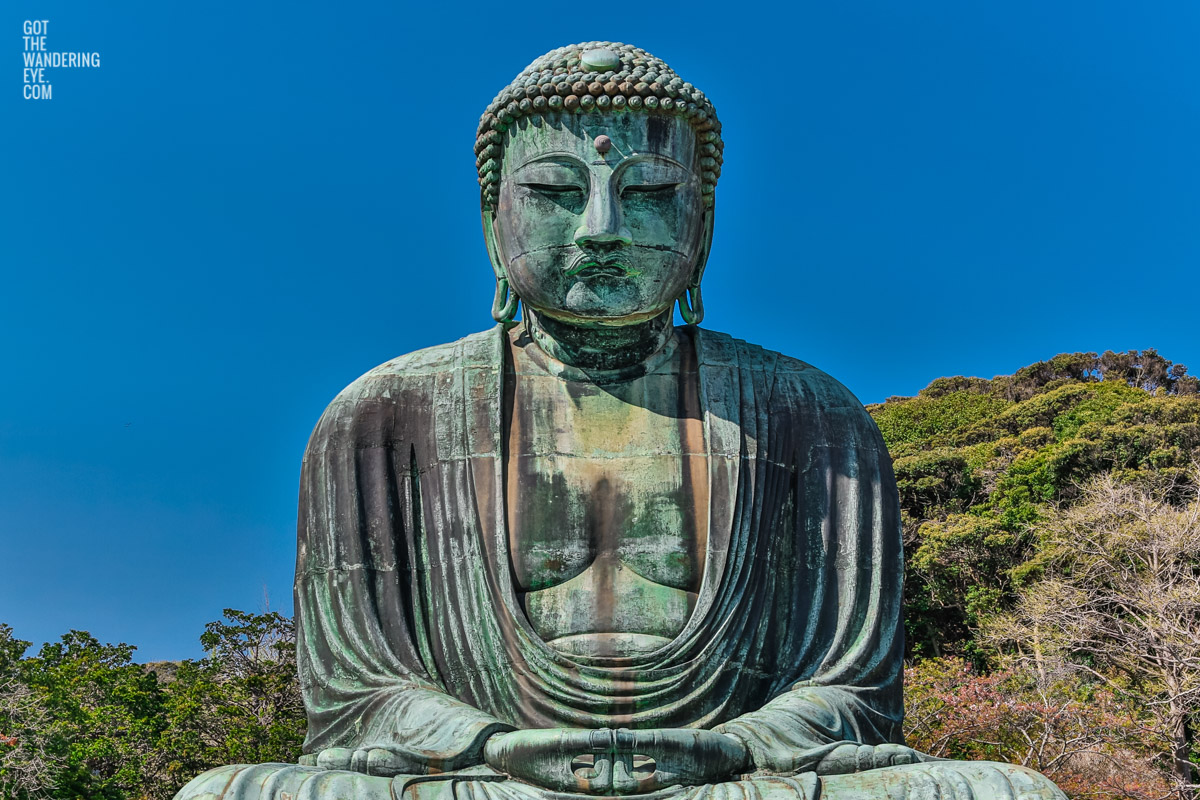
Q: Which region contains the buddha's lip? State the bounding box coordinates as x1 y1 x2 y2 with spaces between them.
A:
566 255 632 278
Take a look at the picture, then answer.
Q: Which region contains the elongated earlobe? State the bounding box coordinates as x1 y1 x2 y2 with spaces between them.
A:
492 277 520 323
482 210 519 323
678 206 713 325
677 284 703 325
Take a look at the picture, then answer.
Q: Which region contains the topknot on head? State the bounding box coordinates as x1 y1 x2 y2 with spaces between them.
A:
475 42 724 211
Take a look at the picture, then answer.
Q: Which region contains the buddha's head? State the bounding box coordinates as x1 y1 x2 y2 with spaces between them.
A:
477 43 723 327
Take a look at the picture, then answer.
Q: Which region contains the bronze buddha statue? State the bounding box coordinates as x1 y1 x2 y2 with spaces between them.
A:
174 42 1066 800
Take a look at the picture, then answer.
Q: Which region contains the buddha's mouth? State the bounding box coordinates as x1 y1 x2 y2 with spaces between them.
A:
566 254 632 279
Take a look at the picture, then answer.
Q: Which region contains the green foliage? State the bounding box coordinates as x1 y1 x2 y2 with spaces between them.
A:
873 392 1011 449
982 472 1200 796
0 624 30 677
1 611 306 800
20 631 166 800
0 625 52 800
868 349 1200 659
153 609 305 791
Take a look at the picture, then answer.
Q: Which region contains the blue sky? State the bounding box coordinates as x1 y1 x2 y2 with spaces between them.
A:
3 1 1198 661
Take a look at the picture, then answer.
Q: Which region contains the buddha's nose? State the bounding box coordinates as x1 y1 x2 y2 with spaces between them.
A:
574 184 632 249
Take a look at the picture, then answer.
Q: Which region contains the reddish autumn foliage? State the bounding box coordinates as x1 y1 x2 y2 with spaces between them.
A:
905 658 1173 800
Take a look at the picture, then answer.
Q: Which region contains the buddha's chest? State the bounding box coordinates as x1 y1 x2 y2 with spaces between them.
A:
506 443 704 591
503 340 708 656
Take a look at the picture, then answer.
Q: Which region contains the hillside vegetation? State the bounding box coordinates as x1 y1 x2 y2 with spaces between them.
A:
872 350 1200 798
868 349 1200 659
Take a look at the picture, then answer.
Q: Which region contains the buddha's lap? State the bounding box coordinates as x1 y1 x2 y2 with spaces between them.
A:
174 760 1065 800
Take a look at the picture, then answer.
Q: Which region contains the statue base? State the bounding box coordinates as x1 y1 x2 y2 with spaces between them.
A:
174 761 1065 800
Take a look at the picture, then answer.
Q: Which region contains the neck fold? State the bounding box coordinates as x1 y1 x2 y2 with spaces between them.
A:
525 309 675 372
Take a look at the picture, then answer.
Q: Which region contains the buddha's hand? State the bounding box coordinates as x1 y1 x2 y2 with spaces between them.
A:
484 728 750 794
808 742 940 775
302 745 428 777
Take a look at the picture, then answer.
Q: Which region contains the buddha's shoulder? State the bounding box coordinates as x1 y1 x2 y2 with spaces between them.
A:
323 328 501 408
696 328 867 412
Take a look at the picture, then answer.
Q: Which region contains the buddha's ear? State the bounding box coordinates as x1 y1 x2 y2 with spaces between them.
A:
691 203 715 288
482 205 521 324
481 208 506 280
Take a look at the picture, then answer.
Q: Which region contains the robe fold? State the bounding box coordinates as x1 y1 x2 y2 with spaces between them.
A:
294 325 906 772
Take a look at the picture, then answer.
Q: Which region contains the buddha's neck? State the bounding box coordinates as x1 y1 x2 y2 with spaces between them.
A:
525 309 674 372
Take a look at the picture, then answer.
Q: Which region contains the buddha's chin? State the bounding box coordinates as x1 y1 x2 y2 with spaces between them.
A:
545 283 667 326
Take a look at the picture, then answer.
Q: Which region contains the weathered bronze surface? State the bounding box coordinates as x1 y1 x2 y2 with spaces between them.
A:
174 42 1067 800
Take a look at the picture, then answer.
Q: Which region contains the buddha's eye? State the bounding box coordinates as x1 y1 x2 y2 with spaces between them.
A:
621 183 679 196
513 161 587 199
522 183 584 195
516 180 587 214
619 160 688 197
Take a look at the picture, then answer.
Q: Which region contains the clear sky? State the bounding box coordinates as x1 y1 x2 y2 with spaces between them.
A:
3 1 1198 662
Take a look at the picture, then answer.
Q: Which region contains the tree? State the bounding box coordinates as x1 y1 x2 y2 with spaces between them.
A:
0 625 54 800
149 610 305 798
869 350 1200 659
20 631 166 800
904 657 1170 800
985 469 1200 798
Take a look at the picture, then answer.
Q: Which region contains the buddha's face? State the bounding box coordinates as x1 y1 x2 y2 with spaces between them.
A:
490 113 708 325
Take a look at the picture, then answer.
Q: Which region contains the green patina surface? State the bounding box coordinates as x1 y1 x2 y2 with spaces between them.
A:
505 324 705 659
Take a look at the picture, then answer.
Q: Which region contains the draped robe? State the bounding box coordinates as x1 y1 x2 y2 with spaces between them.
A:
173 325 1066 800
295 325 904 772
